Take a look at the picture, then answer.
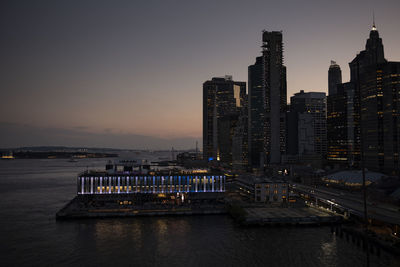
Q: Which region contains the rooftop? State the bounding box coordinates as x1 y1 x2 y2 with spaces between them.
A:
326 170 385 184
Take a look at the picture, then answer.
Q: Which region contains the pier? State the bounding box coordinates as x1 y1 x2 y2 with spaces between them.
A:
56 196 226 219
240 206 343 226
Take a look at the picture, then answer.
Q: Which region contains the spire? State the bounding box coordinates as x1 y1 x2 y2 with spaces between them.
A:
372 11 377 31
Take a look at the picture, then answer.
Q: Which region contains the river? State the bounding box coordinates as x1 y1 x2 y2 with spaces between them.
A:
0 153 396 266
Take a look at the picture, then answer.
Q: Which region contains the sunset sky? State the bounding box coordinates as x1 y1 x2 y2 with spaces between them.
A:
1 0 400 149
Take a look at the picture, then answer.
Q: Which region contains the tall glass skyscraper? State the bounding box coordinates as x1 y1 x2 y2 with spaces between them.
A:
328 23 400 174
248 31 287 167
350 24 400 174
203 76 246 165
328 61 342 96
288 90 327 157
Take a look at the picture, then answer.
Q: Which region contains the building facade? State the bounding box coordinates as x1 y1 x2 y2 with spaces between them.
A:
232 95 249 169
327 81 359 165
235 175 288 203
287 91 327 158
203 76 246 165
248 31 287 168
78 173 226 195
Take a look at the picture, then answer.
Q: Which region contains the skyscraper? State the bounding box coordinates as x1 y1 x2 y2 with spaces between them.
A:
248 56 264 167
327 61 356 165
287 90 327 158
328 61 342 96
328 23 400 174
350 24 400 174
203 76 246 165
327 81 357 165
232 95 249 169
248 31 287 168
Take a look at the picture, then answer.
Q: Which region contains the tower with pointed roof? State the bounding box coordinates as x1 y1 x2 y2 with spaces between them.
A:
328 23 400 174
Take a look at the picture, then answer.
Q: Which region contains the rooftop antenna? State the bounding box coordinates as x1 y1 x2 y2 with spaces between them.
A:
372 11 377 31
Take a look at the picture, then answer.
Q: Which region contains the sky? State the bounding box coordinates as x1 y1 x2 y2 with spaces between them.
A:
1 0 400 149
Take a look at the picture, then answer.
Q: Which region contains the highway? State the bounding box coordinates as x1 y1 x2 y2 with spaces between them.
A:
291 183 400 226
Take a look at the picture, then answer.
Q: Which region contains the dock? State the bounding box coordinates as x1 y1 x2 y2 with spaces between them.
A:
240 206 343 226
56 196 227 219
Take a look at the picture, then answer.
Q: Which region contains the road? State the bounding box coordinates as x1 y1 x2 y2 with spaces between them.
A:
291 183 400 226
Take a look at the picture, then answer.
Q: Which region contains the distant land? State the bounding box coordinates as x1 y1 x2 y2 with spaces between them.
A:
7 151 118 159
0 122 200 150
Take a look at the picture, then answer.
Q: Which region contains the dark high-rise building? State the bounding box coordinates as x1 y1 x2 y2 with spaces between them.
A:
327 81 357 164
350 24 400 174
248 31 287 168
203 76 246 165
248 56 264 167
232 95 249 169
328 61 342 96
287 90 327 158
327 60 350 165
328 23 400 174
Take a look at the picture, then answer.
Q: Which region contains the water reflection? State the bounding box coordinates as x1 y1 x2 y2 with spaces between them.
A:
0 159 396 267
319 235 338 266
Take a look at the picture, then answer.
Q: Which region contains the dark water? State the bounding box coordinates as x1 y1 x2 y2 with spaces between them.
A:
0 156 397 266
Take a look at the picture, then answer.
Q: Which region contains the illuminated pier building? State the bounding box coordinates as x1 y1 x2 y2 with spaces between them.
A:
56 162 227 219
77 162 226 200
77 173 226 195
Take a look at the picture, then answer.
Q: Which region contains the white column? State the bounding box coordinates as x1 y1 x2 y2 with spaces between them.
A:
212 176 214 192
81 177 84 194
100 177 103 194
127 176 129 193
90 177 93 194
117 177 120 193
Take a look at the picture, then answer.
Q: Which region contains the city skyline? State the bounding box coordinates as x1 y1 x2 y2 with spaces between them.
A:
1 0 400 149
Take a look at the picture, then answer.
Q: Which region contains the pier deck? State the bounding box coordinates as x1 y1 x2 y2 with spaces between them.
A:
242 206 343 226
